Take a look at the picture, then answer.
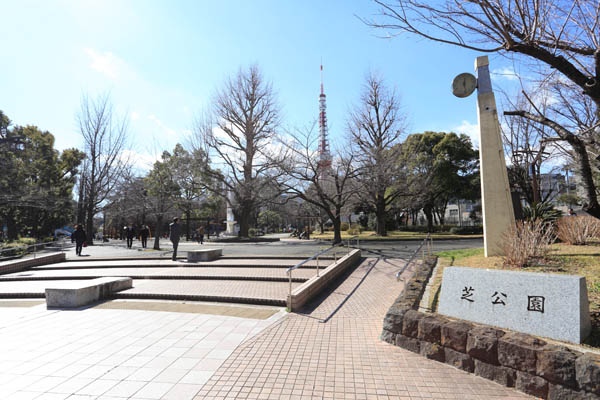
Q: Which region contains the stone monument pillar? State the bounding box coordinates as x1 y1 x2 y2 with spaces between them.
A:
475 56 515 256
225 190 237 235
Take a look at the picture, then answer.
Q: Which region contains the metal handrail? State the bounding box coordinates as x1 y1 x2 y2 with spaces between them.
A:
286 235 361 310
0 238 67 261
346 235 360 253
395 234 432 281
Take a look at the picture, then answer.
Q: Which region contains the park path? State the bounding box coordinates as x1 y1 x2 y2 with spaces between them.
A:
194 258 532 400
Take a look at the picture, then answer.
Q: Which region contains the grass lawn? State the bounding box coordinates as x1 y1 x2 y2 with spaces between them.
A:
431 242 600 349
311 230 482 241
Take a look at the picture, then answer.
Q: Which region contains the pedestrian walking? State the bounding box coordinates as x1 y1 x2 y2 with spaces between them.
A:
71 224 87 256
567 208 577 217
197 226 205 244
140 225 150 248
125 225 136 248
169 217 181 261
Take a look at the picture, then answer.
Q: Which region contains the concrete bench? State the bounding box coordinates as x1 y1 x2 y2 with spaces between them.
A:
187 248 223 262
45 277 132 308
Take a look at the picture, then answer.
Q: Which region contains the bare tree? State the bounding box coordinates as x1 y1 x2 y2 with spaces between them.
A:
277 124 359 244
193 65 282 237
364 0 600 216
501 90 562 205
503 78 600 213
365 1 599 104
78 93 130 243
347 73 408 236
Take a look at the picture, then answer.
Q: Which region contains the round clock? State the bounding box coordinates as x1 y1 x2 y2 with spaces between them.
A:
452 73 477 98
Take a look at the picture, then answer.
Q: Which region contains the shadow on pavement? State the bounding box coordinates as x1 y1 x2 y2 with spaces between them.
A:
295 257 381 323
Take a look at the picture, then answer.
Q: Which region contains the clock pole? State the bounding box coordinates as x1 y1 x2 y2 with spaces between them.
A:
474 56 515 257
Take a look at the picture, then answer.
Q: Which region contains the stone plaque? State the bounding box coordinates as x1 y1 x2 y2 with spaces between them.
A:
438 267 591 343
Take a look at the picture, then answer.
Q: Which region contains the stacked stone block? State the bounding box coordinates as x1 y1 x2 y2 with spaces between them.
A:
381 257 600 399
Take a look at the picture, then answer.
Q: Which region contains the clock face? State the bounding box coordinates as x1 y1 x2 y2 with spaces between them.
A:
452 73 477 98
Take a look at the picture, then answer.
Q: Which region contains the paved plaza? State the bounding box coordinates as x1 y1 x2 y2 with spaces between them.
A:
39 236 483 260
0 240 532 399
0 300 286 400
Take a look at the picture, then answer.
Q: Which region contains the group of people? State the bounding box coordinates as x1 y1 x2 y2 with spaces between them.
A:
70 218 205 260
123 225 151 248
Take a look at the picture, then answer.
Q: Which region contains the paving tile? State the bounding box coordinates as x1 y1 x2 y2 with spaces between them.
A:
192 258 532 400
125 367 164 382
133 381 174 399
169 357 201 370
180 370 214 385
5 392 41 400
47 377 95 395
103 380 147 397
153 367 190 383
162 383 203 400
75 379 120 396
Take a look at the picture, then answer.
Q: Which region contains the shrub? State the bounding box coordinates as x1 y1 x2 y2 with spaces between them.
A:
347 224 363 236
449 226 483 235
17 238 36 245
248 228 264 237
340 222 350 231
523 202 563 225
502 219 555 268
556 216 600 245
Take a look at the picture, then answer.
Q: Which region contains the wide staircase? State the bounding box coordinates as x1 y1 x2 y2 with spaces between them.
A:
0 256 335 306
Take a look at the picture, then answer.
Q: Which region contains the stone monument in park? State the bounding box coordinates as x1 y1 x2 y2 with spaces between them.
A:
225 189 238 235
452 56 515 257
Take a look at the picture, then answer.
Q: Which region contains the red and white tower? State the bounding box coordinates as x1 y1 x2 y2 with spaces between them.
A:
318 64 332 173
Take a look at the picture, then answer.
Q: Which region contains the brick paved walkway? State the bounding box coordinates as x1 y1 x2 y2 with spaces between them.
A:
194 258 532 399
117 280 300 306
1 266 317 281
42 259 330 268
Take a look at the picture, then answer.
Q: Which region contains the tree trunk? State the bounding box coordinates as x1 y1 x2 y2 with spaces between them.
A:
375 194 387 236
6 209 18 241
238 205 250 238
423 204 434 233
332 217 342 244
570 139 600 218
153 215 163 250
185 210 191 241
85 201 94 246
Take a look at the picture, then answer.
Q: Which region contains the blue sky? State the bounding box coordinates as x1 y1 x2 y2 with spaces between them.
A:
2 0 519 168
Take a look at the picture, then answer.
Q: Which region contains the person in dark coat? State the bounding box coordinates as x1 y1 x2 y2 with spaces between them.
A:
196 226 205 244
140 225 150 248
169 217 181 261
71 224 87 256
125 225 136 248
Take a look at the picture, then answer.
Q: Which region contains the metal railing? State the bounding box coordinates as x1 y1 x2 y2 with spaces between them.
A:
0 238 68 261
395 234 433 281
286 235 361 310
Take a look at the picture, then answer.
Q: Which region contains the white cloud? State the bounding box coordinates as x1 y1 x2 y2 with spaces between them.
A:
453 120 479 147
84 48 122 79
119 149 159 171
131 111 139 121
148 114 177 137
492 67 519 81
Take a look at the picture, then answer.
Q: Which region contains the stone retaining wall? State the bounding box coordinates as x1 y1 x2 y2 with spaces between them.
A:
0 252 65 275
381 257 600 400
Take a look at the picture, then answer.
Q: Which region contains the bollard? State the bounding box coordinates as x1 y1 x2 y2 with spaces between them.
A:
316 254 320 277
